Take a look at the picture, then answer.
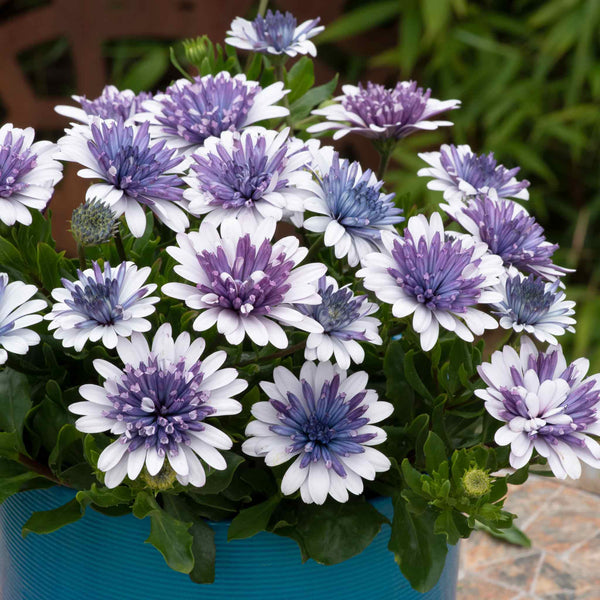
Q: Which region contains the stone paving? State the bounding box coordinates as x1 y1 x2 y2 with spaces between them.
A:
458 476 600 599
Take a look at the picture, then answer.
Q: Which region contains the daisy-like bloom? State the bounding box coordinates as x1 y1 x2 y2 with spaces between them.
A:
303 152 404 267
140 72 289 154
55 85 152 125
418 144 530 203
45 261 158 351
442 195 571 281
242 361 393 504
163 218 326 349
357 213 504 351
184 127 312 227
70 324 247 488
0 273 46 364
0 123 63 226
308 81 460 141
57 119 188 237
492 268 576 345
226 10 324 58
476 336 600 479
298 276 382 369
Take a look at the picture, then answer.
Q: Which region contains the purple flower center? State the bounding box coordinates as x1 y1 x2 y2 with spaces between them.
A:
104 355 214 458
196 234 292 317
461 196 557 277
79 87 152 121
440 145 528 196
320 156 403 240
155 74 260 145
342 81 430 133
299 277 369 341
388 232 484 312
494 274 559 326
253 10 298 51
191 134 288 210
498 349 600 447
269 375 375 476
88 120 184 203
0 130 37 198
62 262 148 327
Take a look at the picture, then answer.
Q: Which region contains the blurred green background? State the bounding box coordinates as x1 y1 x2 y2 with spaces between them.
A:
1 0 598 366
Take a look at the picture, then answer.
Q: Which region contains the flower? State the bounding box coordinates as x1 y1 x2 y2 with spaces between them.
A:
163 218 326 349
308 81 460 141
45 261 158 351
0 273 46 364
184 127 312 227
55 85 151 124
70 199 118 246
242 361 392 504
0 123 63 226
298 276 382 369
226 10 324 57
358 212 504 351
302 151 404 267
140 72 289 154
418 144 530 203
476 336 600 479
57 119 188 237
442 195 571 281
491 268 576 345
70 324 247 488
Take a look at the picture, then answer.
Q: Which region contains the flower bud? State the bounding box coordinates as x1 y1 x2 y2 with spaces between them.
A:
71 199 117 246
462 467 492 497
141 465 177 492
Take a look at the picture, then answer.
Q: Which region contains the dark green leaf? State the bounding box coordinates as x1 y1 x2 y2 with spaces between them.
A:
290 75 339 122
285 57 315 104
0 368 32 453
76 484 132 508
404 351 434 401
424 431 447 473
22 498 83 537
228 496 280 541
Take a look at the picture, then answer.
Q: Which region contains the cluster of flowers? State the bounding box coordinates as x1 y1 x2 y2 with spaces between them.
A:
0 7 597 508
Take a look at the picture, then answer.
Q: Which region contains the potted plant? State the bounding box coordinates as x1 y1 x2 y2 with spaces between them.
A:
0 5 593 599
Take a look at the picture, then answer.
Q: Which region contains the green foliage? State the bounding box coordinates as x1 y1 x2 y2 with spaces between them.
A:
22 498 83 537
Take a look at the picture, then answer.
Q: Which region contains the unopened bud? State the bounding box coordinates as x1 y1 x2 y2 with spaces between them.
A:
71 199 117 246
462 467 491 497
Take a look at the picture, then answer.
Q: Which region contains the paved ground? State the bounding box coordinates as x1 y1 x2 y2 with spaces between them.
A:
458 476 600 599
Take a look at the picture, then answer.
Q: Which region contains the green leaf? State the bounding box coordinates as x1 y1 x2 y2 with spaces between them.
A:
291 500 387 565
0 458 43 503
0 237 26 271
318 1 400 43
434 510 470 545
22 498 83 537
48 424 82 473
162 494 216 584
424 431 447 473
388 495 448 593
290 75 339 122
133 492 194 574
403 351 434 401
228 496 280 541
119 47 169 93
198 451 245 495
0 431 19 459
285 57 315 104
475 520 531 547
76 484 132 509
0 368 32 453
36 242 62 290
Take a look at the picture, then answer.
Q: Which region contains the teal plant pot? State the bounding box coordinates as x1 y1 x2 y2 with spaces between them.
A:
0 486 459 599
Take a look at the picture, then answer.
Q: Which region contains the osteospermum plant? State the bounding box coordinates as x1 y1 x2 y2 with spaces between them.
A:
0 3 591 595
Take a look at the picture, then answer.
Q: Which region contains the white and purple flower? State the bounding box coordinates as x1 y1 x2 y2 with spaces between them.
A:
45 261 158 352
0 273 46 365
140 72 289 154
70 323 247 488
492 268 576 345
418 144 530 203
308 81 460 141
57 119 188 237
442 195 571 281
242 361 392 504
226 10 324 57
0 123 62 226
55 85 152 125
298 276 381 369
184 127 312 227
162 218 326 349
358 213 504 351
477 336 600 480
303 151 404 267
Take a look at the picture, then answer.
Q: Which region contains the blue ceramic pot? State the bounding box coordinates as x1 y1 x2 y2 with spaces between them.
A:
0 486 458 599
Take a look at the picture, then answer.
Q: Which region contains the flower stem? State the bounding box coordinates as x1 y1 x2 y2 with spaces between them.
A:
114 230 127 263
238 340 306 368
304 233 325 263
377 147 392 180
17 453 71 488
77 243 86 271
257 0 269 17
